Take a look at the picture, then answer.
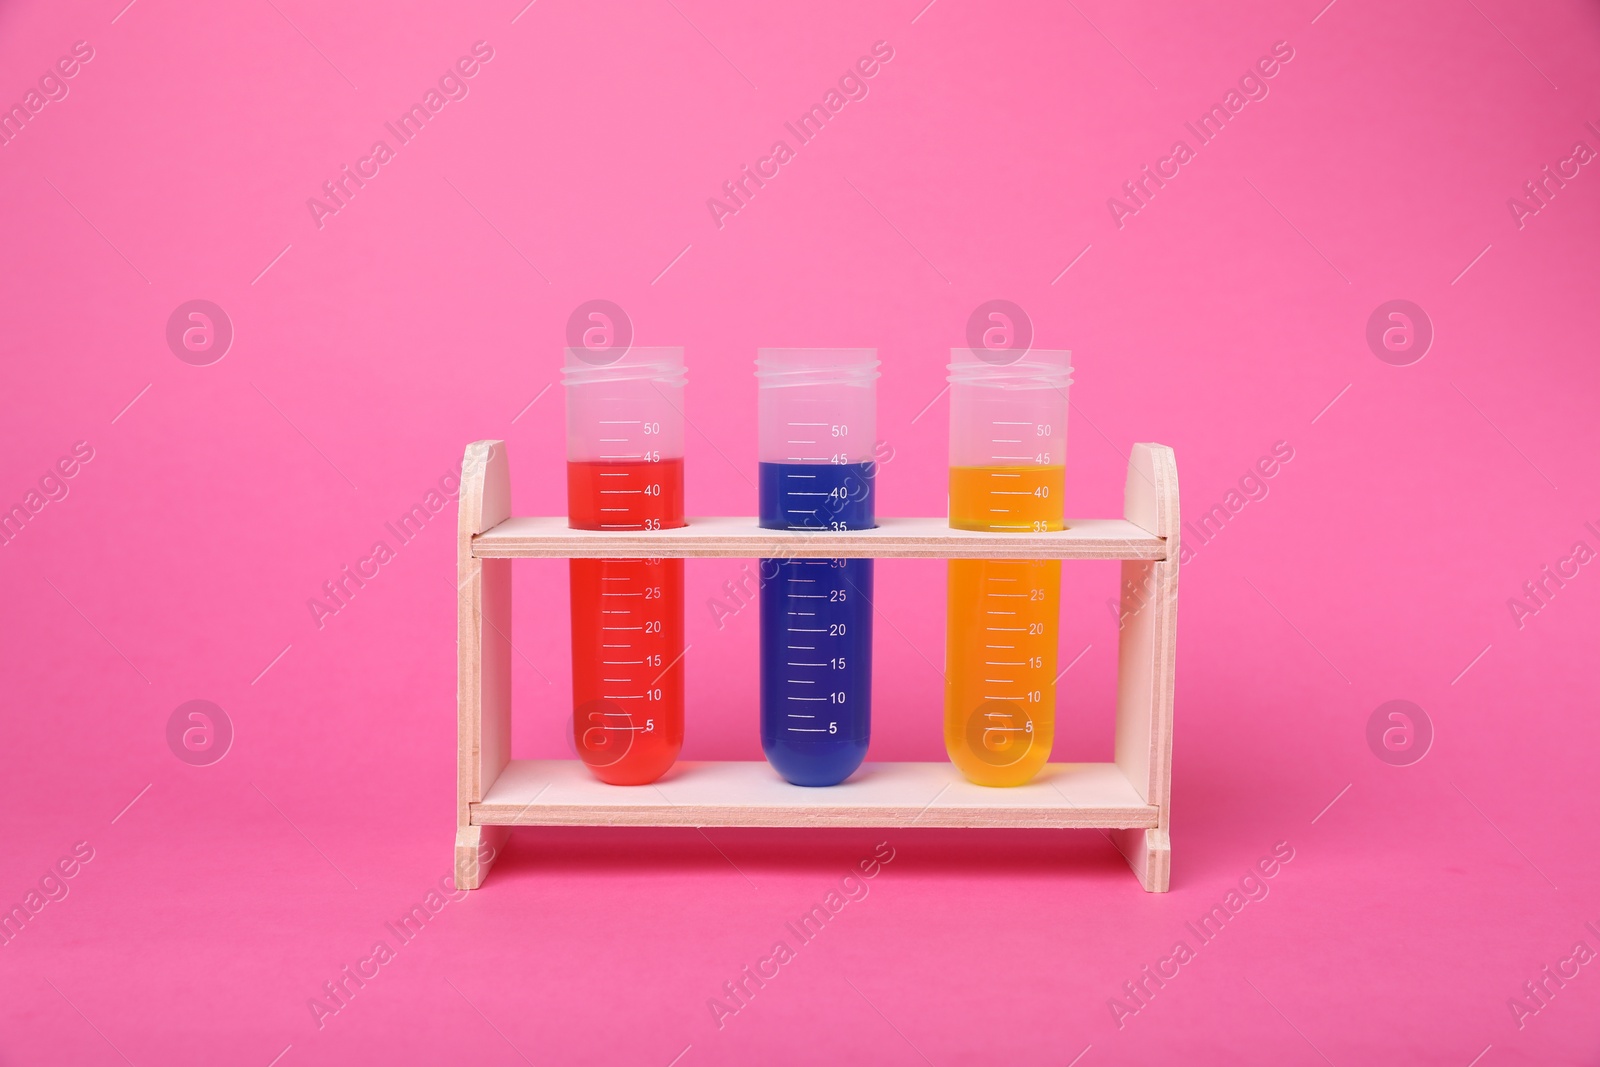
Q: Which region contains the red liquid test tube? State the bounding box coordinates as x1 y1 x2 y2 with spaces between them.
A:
562 347 687 785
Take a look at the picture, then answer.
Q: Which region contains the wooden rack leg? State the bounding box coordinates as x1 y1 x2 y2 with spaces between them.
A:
1110 444 1179 892
1110 827 1171 893
456 825 509 890
457 440 513 890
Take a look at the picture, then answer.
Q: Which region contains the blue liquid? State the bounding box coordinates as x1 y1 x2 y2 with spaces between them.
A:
759 462 875 786
759 461 875 531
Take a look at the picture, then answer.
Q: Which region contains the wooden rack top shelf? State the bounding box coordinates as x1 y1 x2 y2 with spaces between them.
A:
473 515 1167 560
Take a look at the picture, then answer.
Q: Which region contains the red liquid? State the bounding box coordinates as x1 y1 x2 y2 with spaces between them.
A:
567 458 684 531
567 459 685 785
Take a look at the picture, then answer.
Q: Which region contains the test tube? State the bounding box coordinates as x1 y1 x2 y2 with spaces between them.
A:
756 349 879 786
562 347 687 785
944 348 1072 786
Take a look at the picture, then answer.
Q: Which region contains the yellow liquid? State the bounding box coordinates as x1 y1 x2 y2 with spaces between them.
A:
945 466 1064 786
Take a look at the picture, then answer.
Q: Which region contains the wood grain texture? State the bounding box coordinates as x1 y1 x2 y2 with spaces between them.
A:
473 515 1166 561
457 441 512 828
472 759 1160 829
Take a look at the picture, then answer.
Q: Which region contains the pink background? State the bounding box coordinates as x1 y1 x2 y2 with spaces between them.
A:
3 0 1599 1063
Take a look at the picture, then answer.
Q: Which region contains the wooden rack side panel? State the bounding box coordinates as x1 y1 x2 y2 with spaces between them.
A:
456 440 512 890
1110 443 1179 892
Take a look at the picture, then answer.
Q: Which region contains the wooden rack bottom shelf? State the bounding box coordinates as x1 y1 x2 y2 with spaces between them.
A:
473 759 1160 828
460 759 1170 891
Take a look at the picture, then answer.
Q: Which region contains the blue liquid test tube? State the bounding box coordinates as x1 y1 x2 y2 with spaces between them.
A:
755 349 880 786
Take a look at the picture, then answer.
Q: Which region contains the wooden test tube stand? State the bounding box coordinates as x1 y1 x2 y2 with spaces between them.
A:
455 441 1178 891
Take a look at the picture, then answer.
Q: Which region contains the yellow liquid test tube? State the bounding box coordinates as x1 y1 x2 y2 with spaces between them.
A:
945 465 1064 785
942 346 1072 787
